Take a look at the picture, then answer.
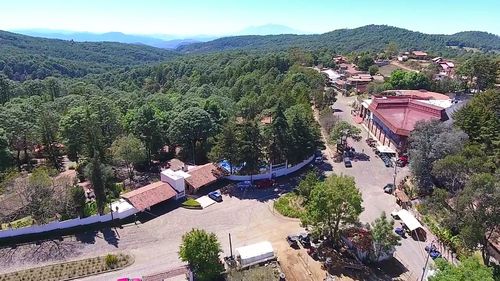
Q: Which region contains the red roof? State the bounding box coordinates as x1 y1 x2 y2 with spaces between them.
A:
412 51 428 56
369 97 446 136
186 163 226 190
260 116 272 125
121 181 177 211
343 228 373 251
339 63 363 75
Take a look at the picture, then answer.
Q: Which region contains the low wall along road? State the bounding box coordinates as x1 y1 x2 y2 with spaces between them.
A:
0 199 138 239
226 155 314 181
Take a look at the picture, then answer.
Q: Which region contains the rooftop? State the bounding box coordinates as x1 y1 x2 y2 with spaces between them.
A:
369 97 447 136
412 51 428 56
339 63 363 75
381 89 451 101
343 228 373 251
121 181 177 211
185 163 226 190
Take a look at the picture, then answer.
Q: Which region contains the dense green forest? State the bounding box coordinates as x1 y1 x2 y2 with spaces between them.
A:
178 25 500 55
0 51 325 175
0 30 178 81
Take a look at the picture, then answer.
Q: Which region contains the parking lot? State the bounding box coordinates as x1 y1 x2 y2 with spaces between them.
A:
0 180 321 280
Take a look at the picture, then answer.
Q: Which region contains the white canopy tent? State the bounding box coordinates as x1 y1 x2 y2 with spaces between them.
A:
397 209 423 232
235 241 275 268
377 145 396 154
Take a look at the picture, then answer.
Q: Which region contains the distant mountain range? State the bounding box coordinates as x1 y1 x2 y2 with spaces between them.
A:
177 25 500 55
12 24 306 49
11 30 210 49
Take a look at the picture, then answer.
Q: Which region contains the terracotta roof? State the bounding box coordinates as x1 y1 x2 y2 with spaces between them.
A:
185 163 226 190
412 51 428 56
368 97 446 136
339 63 363 75
121 181 177 211
343 228 373 251
260 116 272 125
395 189 410 203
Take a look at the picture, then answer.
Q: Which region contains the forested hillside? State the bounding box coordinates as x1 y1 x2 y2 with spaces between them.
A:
0 30 178 81
178 25 500 55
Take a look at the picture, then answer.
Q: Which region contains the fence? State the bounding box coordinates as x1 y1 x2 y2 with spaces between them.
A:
0 199 138 239
226 155 315 181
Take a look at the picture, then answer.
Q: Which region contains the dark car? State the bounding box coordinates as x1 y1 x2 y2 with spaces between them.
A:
286 235 299 248
299 233 311 248
208 191 223 202
255 179 274 189
343 157 352 168
383 183 395 194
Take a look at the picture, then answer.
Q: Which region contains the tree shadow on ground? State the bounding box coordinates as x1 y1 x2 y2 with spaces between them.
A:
75 229 98 244
372 257 410 279
101 227 119 248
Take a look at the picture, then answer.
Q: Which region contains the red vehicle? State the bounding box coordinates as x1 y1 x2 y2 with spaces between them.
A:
397 155 408 167
255 179 274 189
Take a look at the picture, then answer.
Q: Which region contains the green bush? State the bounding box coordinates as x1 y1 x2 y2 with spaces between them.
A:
274 193 305 218
182 198 202 209
104 254 118 269
83 201 98 217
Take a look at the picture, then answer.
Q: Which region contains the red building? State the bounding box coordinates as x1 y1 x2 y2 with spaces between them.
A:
360 96 448 152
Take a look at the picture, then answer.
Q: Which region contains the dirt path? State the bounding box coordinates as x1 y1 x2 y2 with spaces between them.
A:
390 61 419 72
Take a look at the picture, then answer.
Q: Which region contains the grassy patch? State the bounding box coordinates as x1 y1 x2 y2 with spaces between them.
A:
226 263 282 281
1 216 33 230
0 253 133 281
182 198 202 209
274 193 305 218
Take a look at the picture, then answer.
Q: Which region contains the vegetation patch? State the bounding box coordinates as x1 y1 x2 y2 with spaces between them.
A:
0 253 133 281
274 193 305 218
1 216 33 230
182 198 202 209
226 263 282 281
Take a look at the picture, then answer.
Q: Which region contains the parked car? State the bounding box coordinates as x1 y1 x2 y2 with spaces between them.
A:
315 156 323 164
425 244 442 259
343 157 352 168
208 191 223 202
299 233 311 248
397 155 408 167
383 183 395 194
286 235 299 248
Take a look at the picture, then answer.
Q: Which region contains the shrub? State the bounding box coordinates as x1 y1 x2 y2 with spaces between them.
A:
274 193 305 218
83 201 98 217
105 254 119 269
182 198 202 209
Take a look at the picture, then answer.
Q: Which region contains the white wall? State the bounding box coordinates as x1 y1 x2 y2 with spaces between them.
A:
0 201 139 239
226 155 314 181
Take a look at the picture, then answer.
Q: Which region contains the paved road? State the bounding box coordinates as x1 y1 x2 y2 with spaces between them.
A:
316 93 430 280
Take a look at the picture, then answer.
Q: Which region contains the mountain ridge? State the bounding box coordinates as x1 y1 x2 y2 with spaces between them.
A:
177 25 500 54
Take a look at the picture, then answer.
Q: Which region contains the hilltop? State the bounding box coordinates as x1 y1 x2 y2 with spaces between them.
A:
0 30 178 81
177 25 500 55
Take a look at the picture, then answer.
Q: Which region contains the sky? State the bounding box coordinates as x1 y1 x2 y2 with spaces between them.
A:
1 0 499 36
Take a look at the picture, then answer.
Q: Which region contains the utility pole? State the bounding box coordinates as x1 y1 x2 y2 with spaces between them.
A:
229 233 233 258
393 159 398 188
420 240 434 281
